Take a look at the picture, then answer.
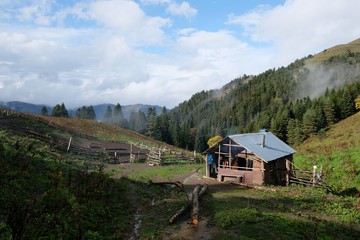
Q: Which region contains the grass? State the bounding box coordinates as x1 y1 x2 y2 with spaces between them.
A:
2 111 360 239
0 130 134 239
305 37 360 64
124 163 204 182
205 185 360 239
295 112 360 193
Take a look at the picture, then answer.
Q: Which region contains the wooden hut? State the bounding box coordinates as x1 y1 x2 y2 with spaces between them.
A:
203 130 296 186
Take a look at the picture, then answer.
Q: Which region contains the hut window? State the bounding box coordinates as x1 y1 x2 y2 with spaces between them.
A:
238 157 246 169
246 159 253 170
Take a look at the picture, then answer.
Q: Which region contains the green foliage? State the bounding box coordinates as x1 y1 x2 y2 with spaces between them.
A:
129 110 147 134
0 131 132 239
76 105 96 120
41 105 48 116
102 105 113 124
51 102 69 117
144 51 360 153
209 185 360 239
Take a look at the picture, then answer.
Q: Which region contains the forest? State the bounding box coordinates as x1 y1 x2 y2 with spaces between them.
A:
42 50 360 155
144 50 360 152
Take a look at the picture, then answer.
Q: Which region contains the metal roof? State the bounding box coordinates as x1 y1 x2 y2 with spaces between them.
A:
204 131 296 162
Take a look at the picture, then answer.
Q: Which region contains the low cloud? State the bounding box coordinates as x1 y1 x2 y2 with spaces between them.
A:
296 62 360 100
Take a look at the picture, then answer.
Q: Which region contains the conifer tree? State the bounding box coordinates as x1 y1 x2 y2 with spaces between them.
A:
302 108 317 137
323 98 336 126
103 105 113 124
113 103 126 127
339 89 356 119
51 103 69 117
194 127 207 153
41 106 48 116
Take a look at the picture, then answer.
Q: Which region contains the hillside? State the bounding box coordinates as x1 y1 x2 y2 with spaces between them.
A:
295 111 360 192
144 37 360 154
1 110 359 239
306 38 360 64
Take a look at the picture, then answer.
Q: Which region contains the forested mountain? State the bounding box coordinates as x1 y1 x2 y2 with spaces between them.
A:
147 38 360 152
0 101 162 121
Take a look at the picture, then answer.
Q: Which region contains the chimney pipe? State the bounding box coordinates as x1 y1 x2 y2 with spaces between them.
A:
260 134 265 147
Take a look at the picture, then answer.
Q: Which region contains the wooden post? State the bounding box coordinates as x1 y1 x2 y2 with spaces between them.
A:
229 139 232 167
205 154 210 177
286 159 290 186
67 137 72 151
313 164 317 186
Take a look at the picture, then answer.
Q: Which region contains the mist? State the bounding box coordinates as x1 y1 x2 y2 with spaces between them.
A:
295 61 360 99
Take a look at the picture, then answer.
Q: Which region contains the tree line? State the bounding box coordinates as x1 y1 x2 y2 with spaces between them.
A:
144 51 360 152
40 50 360 153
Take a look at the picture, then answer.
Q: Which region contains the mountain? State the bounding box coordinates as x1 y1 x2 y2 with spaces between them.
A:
0 101 163 121
0 101 52 115
144 37 360 153
92 103 163 121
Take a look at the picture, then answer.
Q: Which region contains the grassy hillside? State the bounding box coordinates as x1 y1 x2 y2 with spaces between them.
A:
306 38 360 64
1 111 360 239
295 111 360 193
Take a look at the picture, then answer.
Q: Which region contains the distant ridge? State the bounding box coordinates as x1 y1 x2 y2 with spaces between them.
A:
0 101 164 120
306 38 360 64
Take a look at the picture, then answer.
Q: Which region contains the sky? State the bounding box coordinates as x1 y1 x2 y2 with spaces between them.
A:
1 0 360 109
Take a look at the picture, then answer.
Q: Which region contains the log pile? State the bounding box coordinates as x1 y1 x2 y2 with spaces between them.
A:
168 184 208 225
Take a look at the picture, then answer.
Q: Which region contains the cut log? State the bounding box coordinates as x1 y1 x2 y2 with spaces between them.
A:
191 184 208 225
168 192 193 224
168 184 208 225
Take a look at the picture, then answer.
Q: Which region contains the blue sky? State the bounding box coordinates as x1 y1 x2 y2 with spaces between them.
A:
1 0 360 108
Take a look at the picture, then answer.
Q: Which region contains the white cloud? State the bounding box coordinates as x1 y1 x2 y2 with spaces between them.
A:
227 0 360 66
167 1 197 18
16 0 53 26
141 0 197 18
86 0 170 46
1 0 360 109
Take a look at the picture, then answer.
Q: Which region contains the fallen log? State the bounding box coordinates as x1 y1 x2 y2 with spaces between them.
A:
191 184 208 225
168 183 208 225
168 192 193 224
191 184 201 225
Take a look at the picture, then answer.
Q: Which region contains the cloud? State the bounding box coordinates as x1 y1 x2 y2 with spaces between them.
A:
141 0 197 18
227 0 360 66
16 0 53 26
86 0 170 45
167 1 197 18
1 0 360 109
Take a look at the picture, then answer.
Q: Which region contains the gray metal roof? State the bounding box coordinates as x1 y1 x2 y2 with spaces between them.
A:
204 131 296 162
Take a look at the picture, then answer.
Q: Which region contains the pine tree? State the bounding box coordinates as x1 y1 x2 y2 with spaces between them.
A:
323 98 336 126
287 119 305 146
41 106 48 116
51 103 69 117
302 108 317 137
103 105 113 124
146 107 157 137
339 89 356 119
129 111 147 134
194 127 207 153
113 103 125 127
86 105 96 120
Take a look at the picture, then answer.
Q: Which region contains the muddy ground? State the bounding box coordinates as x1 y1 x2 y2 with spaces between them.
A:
107 163 242 240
